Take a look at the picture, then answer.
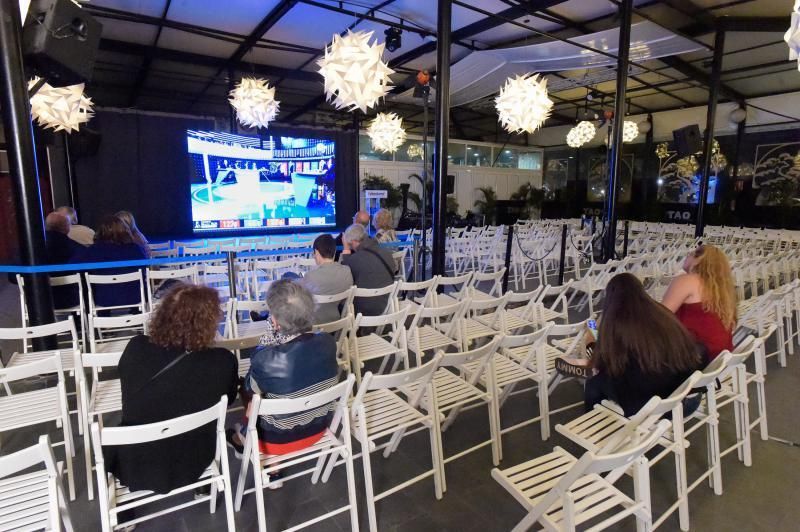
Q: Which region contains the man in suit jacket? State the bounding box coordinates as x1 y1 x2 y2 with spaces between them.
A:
45 212 81 264
302 234 354 324
341 223 396 316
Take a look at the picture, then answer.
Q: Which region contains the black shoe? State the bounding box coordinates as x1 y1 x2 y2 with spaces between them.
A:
250 311 267 322
267 470 284 490
225 429 244 459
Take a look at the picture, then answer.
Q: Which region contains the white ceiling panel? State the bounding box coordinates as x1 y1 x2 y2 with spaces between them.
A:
91 0 170 18
263 3 357 50
549 0 617 23
691 0 790 17
726 70 800 96
246 47 315 70
470 17 564 47
98 18 158 44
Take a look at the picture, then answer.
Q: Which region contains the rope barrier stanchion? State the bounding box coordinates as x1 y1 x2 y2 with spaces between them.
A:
623 220 630 258
226 251 238 300
412 238 420 283
558 224 568 286
502 225 514 293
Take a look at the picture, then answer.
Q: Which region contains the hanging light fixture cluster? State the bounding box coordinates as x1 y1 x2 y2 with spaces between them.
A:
317 30 394 112
406 143 424 160
367 112 406 153
28 77 94 133
565 120 596 148
622 120 639 143
786 1 800 71
228 77 280 129
495 74 553 134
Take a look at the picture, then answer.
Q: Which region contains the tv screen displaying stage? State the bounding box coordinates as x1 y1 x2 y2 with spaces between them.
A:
187 130 336 232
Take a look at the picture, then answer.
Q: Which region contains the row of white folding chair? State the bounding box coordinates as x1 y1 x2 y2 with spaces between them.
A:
736 289 790 368
0 434 74 531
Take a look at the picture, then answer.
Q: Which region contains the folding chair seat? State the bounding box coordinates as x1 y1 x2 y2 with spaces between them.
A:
351 357 445 532
18 273 88 349
234 375 359 532
503 287 545 332
469 268 506 301
531 281 573 325
392 248 408 280
78 351 124 500
0 355 76 500
227 298 271 338
145 265 199 309
0 435 73 532
736 291 787 368
91 397 235 532
314 315 355 373
349 307 410 384
461 291 510 350
89 313 149 353
493 418 671 532
406 298 468 365
401 336 504 470
200 262 234 298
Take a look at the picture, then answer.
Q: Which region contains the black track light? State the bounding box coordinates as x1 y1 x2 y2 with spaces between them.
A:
385 27 402 52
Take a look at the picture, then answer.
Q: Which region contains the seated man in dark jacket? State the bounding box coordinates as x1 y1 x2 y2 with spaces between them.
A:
45 212 81 264
227 279 339 464
341 223 397 316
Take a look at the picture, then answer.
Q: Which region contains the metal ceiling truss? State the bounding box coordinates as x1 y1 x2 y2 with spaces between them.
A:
127 0 172 107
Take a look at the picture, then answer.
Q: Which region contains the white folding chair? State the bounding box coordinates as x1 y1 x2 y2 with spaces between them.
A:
0 355 76 500
406 297 468 365
89 313 149 354
85 271 147 319
350 307 410 385
314 315 355 373
78 350 123 500
227 298 271 338
145 265 199 310
312 286 356 323
469 268 506 300
433 272 473 306
234 375 359 532
351 281 400 316
351 356 444 532
461 291 510 350
0 435 74 531
91 396 235 532
493 418 671 532
215 332 262 379
396 276 438 320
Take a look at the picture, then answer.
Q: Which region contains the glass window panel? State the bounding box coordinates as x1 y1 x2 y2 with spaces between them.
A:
518 150 542 170
447 142 465 165
358 135 392 161
466 144 492 167
494 147 519 168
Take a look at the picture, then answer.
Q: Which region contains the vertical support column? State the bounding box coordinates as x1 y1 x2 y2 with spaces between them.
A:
642 113 654 218
696 29 725 239
228 67 236 132
420 90 429 280
431 0 451 277
602 0 633 263
0 0 55 328
728 116 746 223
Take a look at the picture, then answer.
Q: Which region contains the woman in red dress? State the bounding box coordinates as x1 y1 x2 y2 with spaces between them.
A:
662 244 737 361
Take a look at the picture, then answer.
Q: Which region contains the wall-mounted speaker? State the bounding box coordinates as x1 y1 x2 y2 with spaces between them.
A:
23 0 102 87
672 124 703 158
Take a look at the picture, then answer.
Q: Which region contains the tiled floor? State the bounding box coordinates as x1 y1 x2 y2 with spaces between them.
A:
1 275 799 531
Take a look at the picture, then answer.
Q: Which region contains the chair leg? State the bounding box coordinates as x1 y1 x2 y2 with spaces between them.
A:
738 370 753 467
234 438 252 511
343 448 360 532
538 381 551 441
83 414 94 500
632 457 653 532
487 399 500 466
361 441 379 532
428 424 445 499
674 447 690 531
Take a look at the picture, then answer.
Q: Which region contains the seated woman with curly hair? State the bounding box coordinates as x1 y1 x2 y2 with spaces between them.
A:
109 283 238 494
372 208 397 243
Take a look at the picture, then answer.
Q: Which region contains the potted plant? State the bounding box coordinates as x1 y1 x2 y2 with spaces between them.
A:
473 186 497 225
361 174 402 209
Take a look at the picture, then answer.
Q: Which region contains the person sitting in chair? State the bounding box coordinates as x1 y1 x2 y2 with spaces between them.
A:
341 223 397 316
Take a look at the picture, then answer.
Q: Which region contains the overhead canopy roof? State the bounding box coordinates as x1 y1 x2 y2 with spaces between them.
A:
75 0 798 141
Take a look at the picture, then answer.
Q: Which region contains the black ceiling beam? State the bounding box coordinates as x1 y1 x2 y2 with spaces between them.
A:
718 16 791 33
187 0 299 110
659 55 746 103
282 94 327 123
388 1 568 69
99 39 320 82
127 0 172 107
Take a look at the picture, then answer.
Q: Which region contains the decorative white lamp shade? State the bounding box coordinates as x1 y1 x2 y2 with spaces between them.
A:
407 143 424 160
786 1 800 70
28 77 93 133
730 107 747 124
566 120 596 148
622 120 639 143
637 120 652 134
367 112 406 153
495 74 553 134
317 30 394 112
228 77 280 129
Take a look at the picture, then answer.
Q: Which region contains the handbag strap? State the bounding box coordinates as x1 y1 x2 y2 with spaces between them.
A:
130 350 190 398
362 247 396 278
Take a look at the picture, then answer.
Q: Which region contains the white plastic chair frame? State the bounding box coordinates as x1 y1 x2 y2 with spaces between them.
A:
350 281 400 316
234 375 359 532
493 419 671 532
145 265 199 310
84 270 147 318
91 396 235 532
313 286 356 321
314 315 355 373
0 354 76 500
350 307 410 385
406 297 468 366
89 313 149 354
0 435 74 531
351 356 444 532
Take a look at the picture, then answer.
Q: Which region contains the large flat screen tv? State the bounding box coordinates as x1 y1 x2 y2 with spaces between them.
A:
187 130 336 232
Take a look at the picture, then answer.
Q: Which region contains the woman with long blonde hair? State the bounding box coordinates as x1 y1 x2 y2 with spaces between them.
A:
662 244 737 361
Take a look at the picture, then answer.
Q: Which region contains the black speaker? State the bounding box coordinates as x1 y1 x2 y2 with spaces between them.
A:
445 174 455 195
23 0 102 87
672 125 703 157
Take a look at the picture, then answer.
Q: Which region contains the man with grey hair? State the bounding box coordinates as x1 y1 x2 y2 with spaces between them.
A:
56 206 95 246
227 280 339 471
341 222 397 316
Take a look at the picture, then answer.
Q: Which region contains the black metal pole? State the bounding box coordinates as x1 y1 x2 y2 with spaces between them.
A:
431 0 451 277
502 225 514 293
0 0 55 332
602 0 633 263
622 220 630 258
557 224 568 285
228 68 236 132
226 251 238 300
420 89 429 280
696 29 725 239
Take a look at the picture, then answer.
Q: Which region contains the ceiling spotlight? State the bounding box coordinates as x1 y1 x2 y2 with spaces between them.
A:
729 107 747 124
385 27 402 53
